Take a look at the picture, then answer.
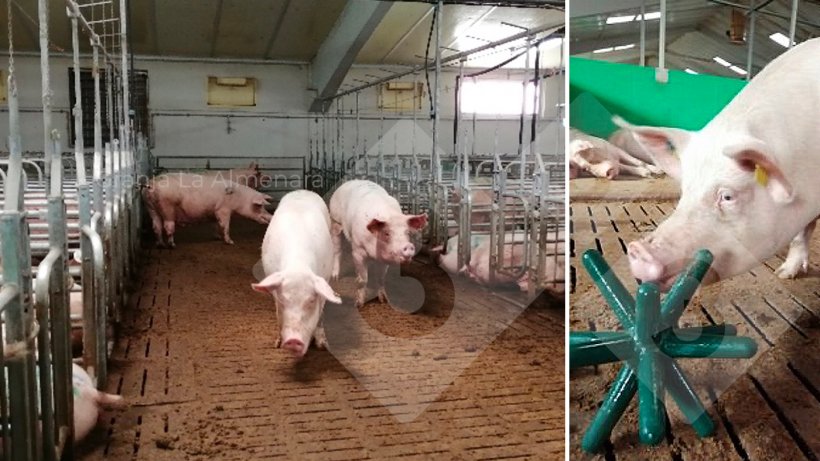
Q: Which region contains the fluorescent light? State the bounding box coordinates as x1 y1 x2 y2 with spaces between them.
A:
684 68 698 74
606 15 635 24
641 12 662 20
593 44 634 54
713 56 732 67
769 32 792 47
729 65 747 75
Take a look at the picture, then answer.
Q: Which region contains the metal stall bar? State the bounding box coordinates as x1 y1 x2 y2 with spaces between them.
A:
789 0 799 48
430 0 443 245
746 0 756 80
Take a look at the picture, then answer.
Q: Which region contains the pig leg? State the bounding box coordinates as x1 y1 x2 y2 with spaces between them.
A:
617 150 664 176
331 221 343 280
376 262 391 305
617 163 654 178
273 298 282 348
313 315 328 350
352 250 369 308
216 210 234 245
146 206 165 247
163 220 176 248
775 219 817 279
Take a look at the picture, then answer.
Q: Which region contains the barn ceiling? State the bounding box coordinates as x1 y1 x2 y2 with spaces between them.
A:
0 0 563 66
570 0 820 78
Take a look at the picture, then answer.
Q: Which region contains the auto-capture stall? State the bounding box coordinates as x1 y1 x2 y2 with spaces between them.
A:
0 0 145 459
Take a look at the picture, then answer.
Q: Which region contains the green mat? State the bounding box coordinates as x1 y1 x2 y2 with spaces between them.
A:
569 57 747 138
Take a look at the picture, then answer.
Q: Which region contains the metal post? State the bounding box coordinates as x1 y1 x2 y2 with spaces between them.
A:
640 0 646 67
659 0 667 70
746 0 756 80
430 0 442 245
788 0 798 48
93 40 104 215
40 0 54 196
119 0 131 154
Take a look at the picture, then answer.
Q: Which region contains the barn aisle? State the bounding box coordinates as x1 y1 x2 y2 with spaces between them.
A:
80 221 565 460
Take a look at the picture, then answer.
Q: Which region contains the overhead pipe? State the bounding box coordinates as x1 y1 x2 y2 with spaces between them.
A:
706 0 819 29
329 22 565 101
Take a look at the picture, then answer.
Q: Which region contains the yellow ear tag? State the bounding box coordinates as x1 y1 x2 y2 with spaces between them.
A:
754 164 768 187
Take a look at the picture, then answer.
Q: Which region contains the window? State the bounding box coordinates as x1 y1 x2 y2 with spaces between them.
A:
460 80 538 115
68 68 150 147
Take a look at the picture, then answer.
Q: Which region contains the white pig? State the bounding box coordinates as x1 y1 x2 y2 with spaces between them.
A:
251 190 342 358
609 127 674 175
142 173 272 247
465 232 564 295
623 38 820 289
329 180 428 308
570 128 658 179
72 363 126 441
433 234 489 274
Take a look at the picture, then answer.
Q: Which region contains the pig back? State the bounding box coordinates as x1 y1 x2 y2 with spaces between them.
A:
262 190 334 278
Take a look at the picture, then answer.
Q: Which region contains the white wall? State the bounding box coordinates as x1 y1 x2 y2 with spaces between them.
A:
0 54 564 169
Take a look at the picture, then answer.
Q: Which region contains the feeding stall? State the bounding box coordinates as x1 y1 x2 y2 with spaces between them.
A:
1 0 144 459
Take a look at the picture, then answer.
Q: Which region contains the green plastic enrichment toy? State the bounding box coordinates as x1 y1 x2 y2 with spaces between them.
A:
570 249 757 453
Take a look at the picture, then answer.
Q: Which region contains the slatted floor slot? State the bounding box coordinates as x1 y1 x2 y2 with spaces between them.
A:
80 222 564 460
571 199 820 461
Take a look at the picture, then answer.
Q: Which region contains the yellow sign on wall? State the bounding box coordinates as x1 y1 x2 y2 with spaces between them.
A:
207 76 256 107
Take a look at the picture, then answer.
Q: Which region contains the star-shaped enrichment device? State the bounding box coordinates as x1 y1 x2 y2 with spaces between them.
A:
570 249 757 453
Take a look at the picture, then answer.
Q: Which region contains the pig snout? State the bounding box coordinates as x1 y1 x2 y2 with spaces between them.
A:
282 338 307 357
627 241 665 283
398 243 416 262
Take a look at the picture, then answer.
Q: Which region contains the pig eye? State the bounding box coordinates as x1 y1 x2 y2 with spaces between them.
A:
718 188 736 206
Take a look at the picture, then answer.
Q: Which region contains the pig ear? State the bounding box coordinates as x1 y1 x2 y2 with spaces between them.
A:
313 276 342 304
248 161 258 170
367 218 387 235
723 141 794 204
253 196 270 206
225 185 235 195
251 272 283 293
407 213 428 230
612 116 691 182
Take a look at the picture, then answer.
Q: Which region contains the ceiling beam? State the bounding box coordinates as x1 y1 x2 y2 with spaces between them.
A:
263 0 291 59
570 26 691 54
210 0 224 57
309 0 392 112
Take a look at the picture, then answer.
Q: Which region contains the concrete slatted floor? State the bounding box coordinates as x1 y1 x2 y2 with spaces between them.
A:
79 221 565 460
569 192 820 461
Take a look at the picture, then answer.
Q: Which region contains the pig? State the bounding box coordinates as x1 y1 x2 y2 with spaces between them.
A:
329 180 428 308
570 128 659 179
609 127 674 174
465 232 565 295
432 234 489 274
142 173 272 247
251 190 342 357
72 363 126 441
622 38 820 289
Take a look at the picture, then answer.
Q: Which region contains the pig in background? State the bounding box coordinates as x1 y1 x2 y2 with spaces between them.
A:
463 231 565 296
252 190 341 358
72 363 126 442
330 180 428 308
622 38 820 289
142 174 272 247
0 352 125 444
570 128 662 179
432 234 489 274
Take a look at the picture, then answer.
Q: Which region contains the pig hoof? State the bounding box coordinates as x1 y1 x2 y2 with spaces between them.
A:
314 330 328 350
224 239 235 245
274 337 282 348
378 290 390 305
775 260 806 279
